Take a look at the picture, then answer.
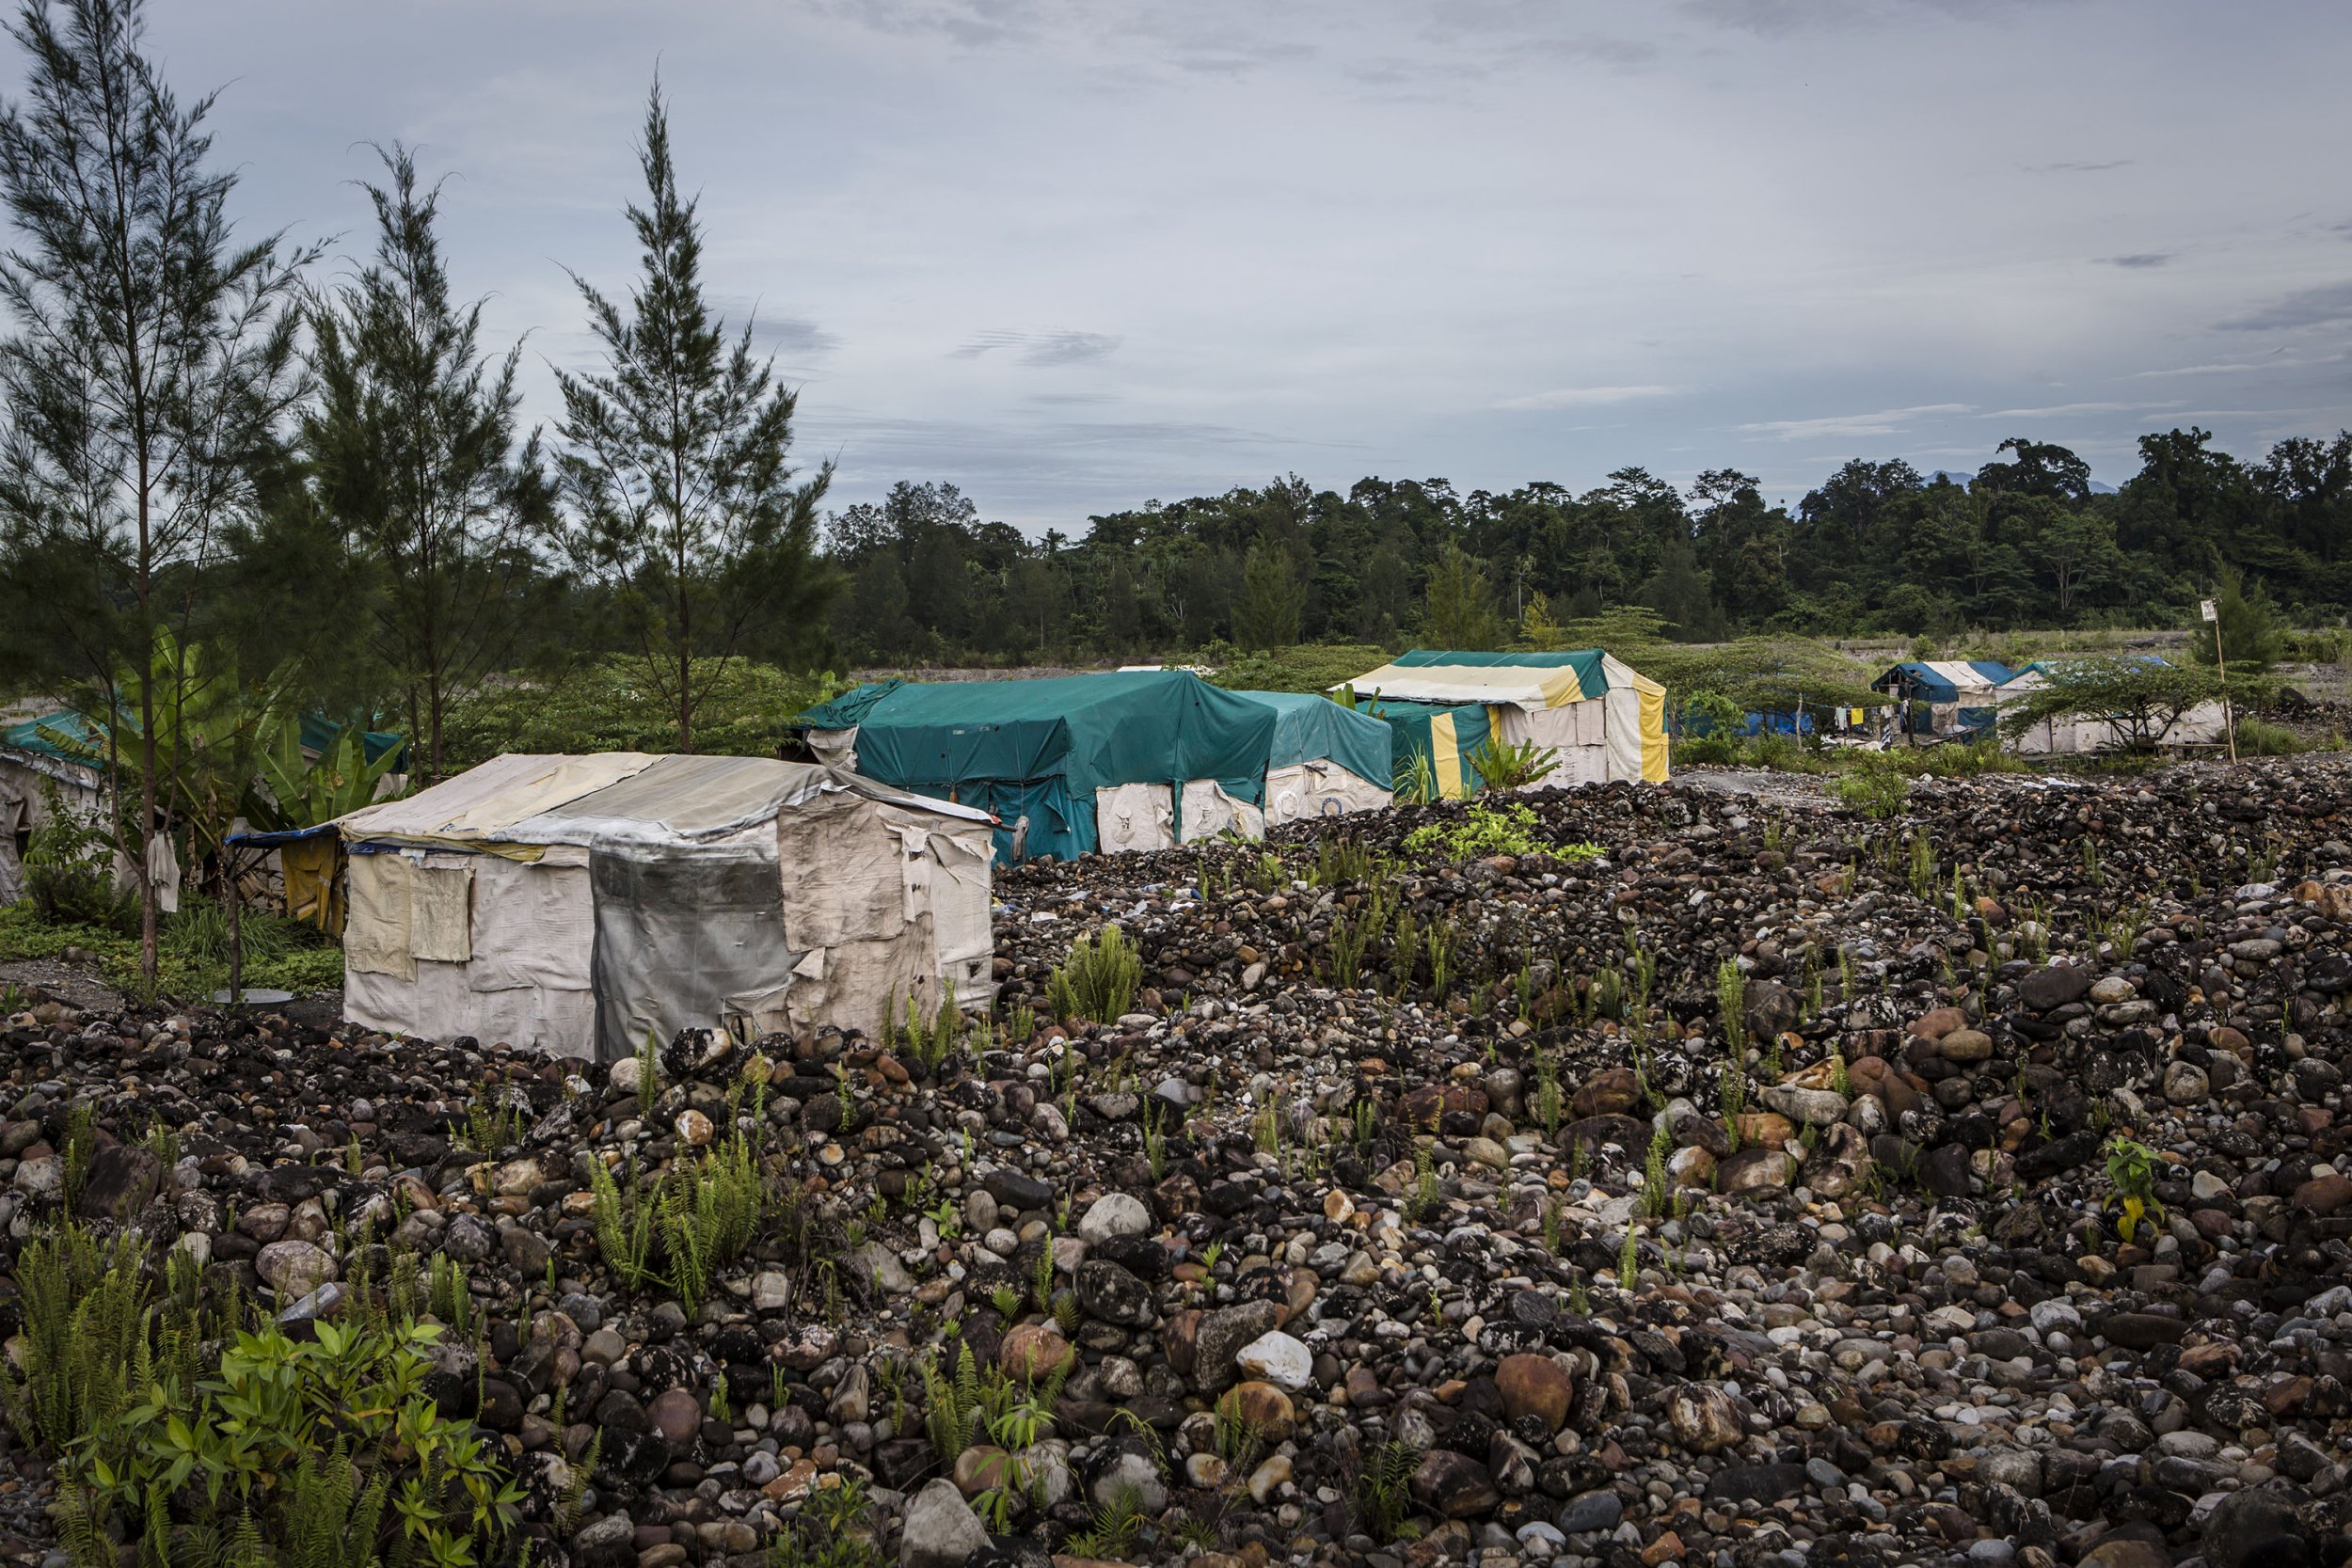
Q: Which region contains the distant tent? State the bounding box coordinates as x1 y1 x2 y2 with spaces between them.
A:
792 670 1391 863
0 707 405 911
1340 648 1670 792
318 752 994 1058
1873 660 2013 737
1994 657 2228 754
0 711 106 909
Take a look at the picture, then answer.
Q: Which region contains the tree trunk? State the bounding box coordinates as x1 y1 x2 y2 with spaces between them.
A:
225 850 243 1004
136 465 158 990
427 675 444 788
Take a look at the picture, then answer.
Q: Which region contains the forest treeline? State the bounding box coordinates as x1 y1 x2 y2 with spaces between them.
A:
825 431 2352 665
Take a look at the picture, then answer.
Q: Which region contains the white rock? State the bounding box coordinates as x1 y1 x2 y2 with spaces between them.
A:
1077 1193 1152 1244
1234 1329 1313 1391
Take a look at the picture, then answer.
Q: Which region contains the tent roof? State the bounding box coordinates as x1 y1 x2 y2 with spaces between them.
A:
1876 659 2014 699
792 670 1282 796
0 710 105 779
1342 648 1661 707
1997 655 2169 691
1228 689 1391 784
3 706 403 768
791 680 905 733
333 752 988 851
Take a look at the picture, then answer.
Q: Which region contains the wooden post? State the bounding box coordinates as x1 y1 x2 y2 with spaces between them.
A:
2205 596 2237 763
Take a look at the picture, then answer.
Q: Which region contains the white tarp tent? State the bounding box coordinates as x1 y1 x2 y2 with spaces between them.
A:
1994 661 2230 755
1339 650 1671 787
330 753 994 1059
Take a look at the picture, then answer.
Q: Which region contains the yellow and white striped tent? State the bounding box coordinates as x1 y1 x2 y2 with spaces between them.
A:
1340 649 1669 794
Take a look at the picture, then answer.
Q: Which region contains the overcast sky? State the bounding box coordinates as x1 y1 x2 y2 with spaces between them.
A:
128 0 2352 528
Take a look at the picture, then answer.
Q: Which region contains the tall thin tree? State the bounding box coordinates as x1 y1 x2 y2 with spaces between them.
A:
0 0 312 983
305 144 551 784
554 79 834 752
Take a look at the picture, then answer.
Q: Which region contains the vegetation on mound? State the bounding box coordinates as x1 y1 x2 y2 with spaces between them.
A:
0 904 344 1000
438 657 837 770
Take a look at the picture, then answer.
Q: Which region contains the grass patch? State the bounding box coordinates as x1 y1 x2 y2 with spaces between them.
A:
0 903 344 999
1199 641 1396 695
439 655 833 769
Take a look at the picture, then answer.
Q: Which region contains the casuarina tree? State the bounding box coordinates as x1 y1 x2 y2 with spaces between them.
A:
554 79 834 752
0 0 313 984
305 145 553 784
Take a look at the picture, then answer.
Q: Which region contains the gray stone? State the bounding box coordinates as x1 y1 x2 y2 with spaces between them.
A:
1194 1300 1283 1395
900 1479 991 1568
1076 1192 1152 1243
2201 1489 2306 1568
1556 1489 1622 1535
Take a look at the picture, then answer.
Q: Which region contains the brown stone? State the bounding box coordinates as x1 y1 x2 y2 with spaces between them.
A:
1909 1006 1968 1040
2293 1174 2352 1215
999 1323 1074 1383
1495 1353 1575 1432
1216 1380 1296 1441
1717 1147 1793 1194
1570 1067 1641 1118
1937 1028 1994 1063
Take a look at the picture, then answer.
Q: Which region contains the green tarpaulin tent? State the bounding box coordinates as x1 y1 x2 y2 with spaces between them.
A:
792 672 1391 863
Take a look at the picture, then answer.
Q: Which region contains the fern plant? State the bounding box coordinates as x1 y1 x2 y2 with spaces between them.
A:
1354 1440 1424 1544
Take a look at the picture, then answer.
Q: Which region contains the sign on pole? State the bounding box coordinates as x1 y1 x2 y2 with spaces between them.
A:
2200 598 2218 623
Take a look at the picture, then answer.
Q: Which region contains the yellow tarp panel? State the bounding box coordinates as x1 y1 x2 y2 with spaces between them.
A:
1638 685 1670 783
1431 714 1468 800
280 836 343 934
345 853 414 980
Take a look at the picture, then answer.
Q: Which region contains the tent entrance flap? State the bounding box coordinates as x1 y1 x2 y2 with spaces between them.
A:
589 846 788 1063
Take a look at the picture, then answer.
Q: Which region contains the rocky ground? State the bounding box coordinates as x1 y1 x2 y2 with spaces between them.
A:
8 760 2352 1568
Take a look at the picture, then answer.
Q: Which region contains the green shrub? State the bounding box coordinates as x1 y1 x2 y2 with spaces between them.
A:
5 1214 523 1567
1352 1439 1424 1544
1202 642 1397 695
21 784 134 933
1403 800 1602 863
1049 926 1141 1022
1463 735 1559 790
1832 758 1910 818
588 1133 768 1314
0 1221 148 1453
1672 733 1740 767
2233 718 2305 756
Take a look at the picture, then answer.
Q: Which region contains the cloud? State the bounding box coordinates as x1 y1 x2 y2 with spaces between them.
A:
2220 281 2352 331
950 328 1121 366
1736 404 1971 440
1978 400 2178 419
1495 384 1677 411
2099 253 2173 268
745 315 841 356
2025 159 2132 174
1687 0 2073 37
2131 357 2301 378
